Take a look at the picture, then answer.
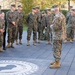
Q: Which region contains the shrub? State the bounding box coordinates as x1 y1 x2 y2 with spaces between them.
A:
61 10 68 17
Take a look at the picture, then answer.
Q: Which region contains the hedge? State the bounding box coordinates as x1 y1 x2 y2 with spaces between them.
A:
61 10 68 17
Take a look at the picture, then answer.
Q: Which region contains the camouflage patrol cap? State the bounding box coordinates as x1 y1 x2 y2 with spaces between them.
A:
11 4 16 7
52 5 59 8
18 5 22 8
41 11 45 14
35 6 40 9
45 8 51 11
32 7 36 10
47 8 51 11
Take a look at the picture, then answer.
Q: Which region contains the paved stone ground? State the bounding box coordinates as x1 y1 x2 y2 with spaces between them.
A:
0 31 75 75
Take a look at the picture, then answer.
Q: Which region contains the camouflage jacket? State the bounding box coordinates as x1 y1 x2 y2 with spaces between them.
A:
0 18 5 31
51 12 65 40
45 14 54 28
67 14 75 28
6 10 19 28
36 12 41 25
18 11 24 26
66 12 71 24
26 12 37 26
40 16 46 27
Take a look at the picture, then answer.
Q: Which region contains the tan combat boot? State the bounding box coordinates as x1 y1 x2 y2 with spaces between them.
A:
67 38 70 41
46 41 50 44
50 61 61 68
0 47 4 52
27 41 30 46
6 43 11 48
16 40 19 45
70 39 73 43
50 61 56 65
33 41 36 46
11 43 14 48
63 40 67 43
19 40 22 45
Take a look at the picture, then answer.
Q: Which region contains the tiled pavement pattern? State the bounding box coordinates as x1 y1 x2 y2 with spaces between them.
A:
0 31 75 75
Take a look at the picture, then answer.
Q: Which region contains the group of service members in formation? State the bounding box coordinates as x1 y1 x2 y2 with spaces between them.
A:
0 4 75 68
0 4 24 51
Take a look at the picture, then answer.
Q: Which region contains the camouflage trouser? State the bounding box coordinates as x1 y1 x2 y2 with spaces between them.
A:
27 25 37 41
37 24 42 40
40 26 45 40
16 26 23 40
7 27 17 43
46 27 50 41
52 40 62 62
0 33 3 47
66 27 74 41
62 24 66 41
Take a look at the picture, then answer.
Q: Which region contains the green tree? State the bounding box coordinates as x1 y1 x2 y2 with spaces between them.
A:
21 0 68 14
21 0 34 16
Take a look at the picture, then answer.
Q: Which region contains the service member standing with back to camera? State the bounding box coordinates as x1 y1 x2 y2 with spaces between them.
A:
50 5 65 68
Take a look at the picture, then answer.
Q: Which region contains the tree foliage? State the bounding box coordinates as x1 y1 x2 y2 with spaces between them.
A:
21 0 75 25
21 0 35 16
21 0 68 15
21 0 75 16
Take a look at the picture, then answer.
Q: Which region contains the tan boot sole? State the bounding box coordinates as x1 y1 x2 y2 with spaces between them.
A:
6 46 11 48
0 50 5 52
50 65 60 68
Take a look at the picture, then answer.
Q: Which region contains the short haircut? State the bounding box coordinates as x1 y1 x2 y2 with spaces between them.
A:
18 5 22 8
11 4 16 7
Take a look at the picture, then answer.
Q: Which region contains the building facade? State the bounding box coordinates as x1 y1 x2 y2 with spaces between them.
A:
0 0 21 9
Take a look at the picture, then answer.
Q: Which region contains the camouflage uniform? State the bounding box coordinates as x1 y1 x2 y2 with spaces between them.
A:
40 13 46 40
61 13 66 42
36 12 41 41
6 11 19 44
50 12 64 62
0 18 5 48
45 14 54 43
16 11 24 42
66 14 75 41
66 12 71 41
26 12 37 42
